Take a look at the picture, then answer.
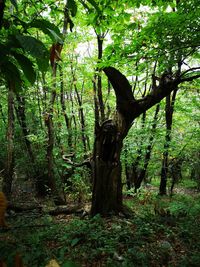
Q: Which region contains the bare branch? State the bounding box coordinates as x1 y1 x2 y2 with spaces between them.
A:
62 155 91 169
180 67 200 77
180 74 200 82
104 66 200 123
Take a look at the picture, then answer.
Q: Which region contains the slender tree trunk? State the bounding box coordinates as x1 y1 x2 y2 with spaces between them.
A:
92 34 105 132
159 89 177 195
93 76 100 132
74 83 88 154
135 104 160 190
125 79 149 192
59 65 72 151
97 35 105 122
45 79 57 196
2 81 15 199
45 1 70 197
15 95 46 195
0 103 6 124
45 60 65 203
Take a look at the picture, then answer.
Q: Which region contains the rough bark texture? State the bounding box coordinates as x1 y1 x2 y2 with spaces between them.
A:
91 119 124 215
91 66 198 216
91 68 136 215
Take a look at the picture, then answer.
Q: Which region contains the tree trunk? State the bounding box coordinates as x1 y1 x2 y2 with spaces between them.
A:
2 81 15 199
97 35 105 122
135 104 160 190
91 117 127 215
92 34 105 132
59 65 73 151
74 81 88 154
159 89 177 195
91 66 196 216
45 54 65 203
91 67 136 215
15 95 46 195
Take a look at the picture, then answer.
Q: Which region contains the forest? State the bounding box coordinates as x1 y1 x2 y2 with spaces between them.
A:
0 0 200 266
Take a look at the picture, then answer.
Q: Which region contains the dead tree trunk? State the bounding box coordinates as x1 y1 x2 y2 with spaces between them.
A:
91 67 139 215
91 66 196 216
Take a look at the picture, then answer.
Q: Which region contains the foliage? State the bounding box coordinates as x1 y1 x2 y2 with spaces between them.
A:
0 0 200 265
1 190 200 266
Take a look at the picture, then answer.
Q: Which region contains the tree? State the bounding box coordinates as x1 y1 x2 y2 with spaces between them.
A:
91 66 200 215
90 0 200 215
159 89 178 195
0 0 62 198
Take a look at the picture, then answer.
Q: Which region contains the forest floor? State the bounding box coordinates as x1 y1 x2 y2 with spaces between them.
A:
1 180 200 267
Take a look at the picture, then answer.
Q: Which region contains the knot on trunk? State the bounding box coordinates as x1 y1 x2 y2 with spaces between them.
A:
96 120 120 164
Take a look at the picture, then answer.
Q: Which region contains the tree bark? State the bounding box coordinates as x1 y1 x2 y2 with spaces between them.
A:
91 66 196 216
91 67 136 215
93 34 105 132
91 118 125 215
97 35 105 122
59 65 73 151
159 89 177 195
2 81 15 199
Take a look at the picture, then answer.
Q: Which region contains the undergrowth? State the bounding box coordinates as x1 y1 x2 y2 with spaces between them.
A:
1 191 200 266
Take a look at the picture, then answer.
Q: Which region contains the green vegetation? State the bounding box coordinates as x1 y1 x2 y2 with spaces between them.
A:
0 0 200 266
1 189 200 266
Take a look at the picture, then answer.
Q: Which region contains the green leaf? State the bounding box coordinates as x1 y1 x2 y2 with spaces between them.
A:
16 35 47 58
36 57 49 72
47 28 63 44
10 0 18 11
87 0 101 14
68 0 77 17
30 19 63 43
16 35 49 71
2 61 22 91
12 52 36 84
